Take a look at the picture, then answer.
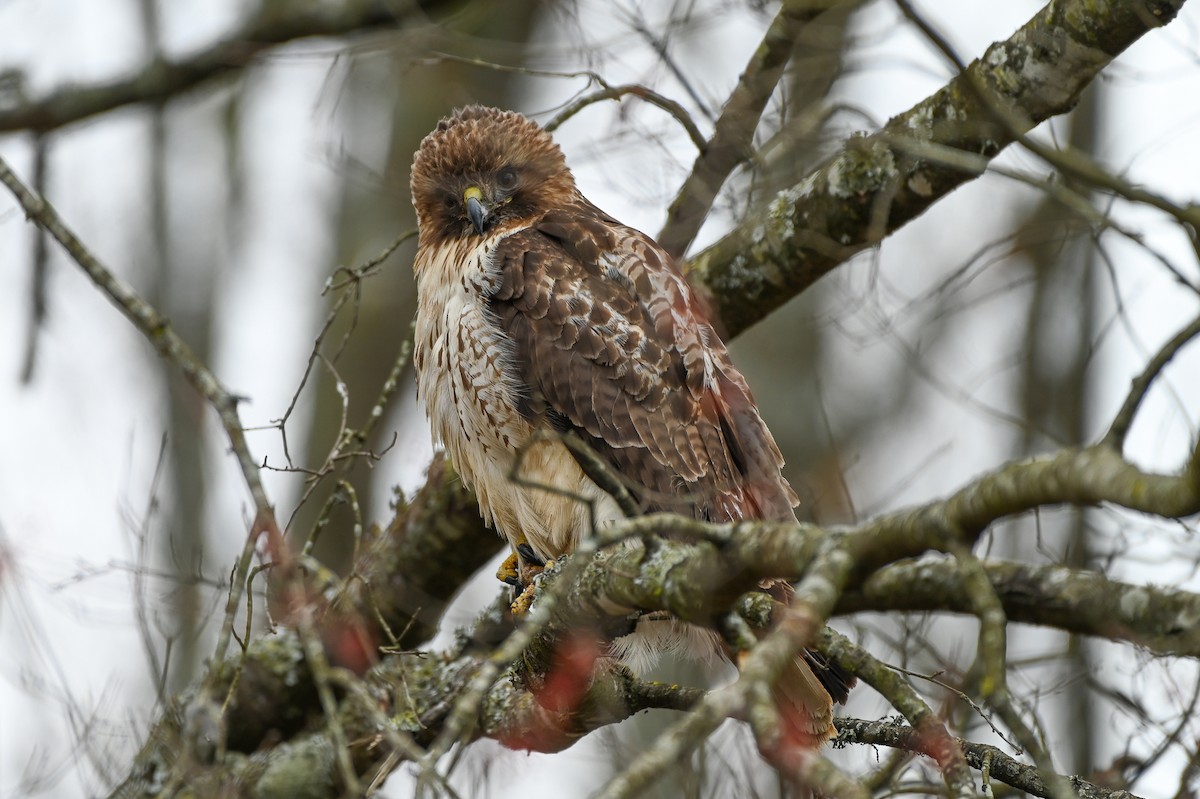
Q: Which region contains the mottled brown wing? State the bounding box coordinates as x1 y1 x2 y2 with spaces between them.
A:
484 204 798 523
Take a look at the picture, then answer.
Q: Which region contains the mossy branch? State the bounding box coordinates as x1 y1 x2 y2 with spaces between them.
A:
686 0 1189 337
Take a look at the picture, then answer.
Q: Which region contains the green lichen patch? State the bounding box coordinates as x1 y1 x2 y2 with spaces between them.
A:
826 138 898 199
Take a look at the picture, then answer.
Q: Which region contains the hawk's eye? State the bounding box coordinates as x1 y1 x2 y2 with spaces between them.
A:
497 167 519 192
443 194 457 210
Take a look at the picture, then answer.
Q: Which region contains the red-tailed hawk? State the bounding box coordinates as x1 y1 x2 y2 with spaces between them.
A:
410 106 850 746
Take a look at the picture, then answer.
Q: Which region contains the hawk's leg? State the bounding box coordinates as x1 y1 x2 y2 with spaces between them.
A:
496 553 522 587
495 542 547 588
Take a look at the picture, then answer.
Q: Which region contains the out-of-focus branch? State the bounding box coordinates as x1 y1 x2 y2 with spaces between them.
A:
109 621 704 799
687 0 1189 337
657 0 861 258
0 154 276 684
0 1 453 134
18 134 49 382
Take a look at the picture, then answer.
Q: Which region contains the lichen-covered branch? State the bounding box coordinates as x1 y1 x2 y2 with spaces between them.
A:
687 0 1189 336
109 606 703 799
102 367 1200 795
817 628 975 799
512 443 1200 671
834 717 1145 799
837 557 1200 658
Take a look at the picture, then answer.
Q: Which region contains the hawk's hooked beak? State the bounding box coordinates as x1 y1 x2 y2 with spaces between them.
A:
464 186 489 235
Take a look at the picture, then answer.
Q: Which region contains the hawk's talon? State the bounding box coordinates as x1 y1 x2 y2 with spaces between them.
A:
496 552 522 587
516 542 545 567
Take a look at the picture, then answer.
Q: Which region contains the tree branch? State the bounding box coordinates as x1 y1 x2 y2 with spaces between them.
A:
105 414 1200 794
818 627 975 799
835 717 1145 799
838 557 1200 658
0 1 453 134
109 604 703 798
27 1 1193 793
0 153 278 687
656 0 860 258
686 0 1189 337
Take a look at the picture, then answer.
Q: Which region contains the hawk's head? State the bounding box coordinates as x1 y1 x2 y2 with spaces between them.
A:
411 106 577 245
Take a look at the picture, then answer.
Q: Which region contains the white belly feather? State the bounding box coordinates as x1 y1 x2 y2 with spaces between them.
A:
414 234 620 562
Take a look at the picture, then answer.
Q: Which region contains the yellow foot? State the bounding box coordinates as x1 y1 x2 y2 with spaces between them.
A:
496 552 521 587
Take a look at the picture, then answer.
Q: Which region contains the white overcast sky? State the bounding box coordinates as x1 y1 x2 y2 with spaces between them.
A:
1 1 1199 797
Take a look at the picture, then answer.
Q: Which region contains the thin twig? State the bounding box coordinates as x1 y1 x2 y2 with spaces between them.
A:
0 154 280 696
330 671 463 799
0 2 442 134
819 628 975 798
1102 314 1200 452
545 83 707 152
657 0 859 258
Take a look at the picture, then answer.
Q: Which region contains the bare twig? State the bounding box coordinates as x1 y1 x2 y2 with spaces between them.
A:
545 83 706 152
273 230 413 467
657 0 858 258
0 2 449 134
0 154 279 698
1102 314 1200 452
